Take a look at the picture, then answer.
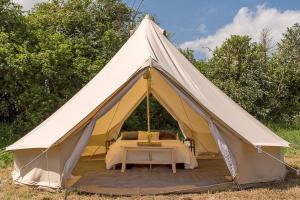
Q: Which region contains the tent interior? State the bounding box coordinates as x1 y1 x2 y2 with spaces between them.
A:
64 68 235 194
81 68 221 157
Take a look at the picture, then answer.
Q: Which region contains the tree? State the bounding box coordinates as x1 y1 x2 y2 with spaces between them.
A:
180 29 299 123
203 35 272 119
0 0 133 145
0 0 28 122
259 28 273 55
0 0 29 145
269 23 300 121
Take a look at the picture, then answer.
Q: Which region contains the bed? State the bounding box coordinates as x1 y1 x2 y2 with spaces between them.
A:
105 131 198 170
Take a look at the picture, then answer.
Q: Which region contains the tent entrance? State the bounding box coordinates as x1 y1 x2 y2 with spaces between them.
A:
63 68 235 194
79 68 222 158
79 89 184 160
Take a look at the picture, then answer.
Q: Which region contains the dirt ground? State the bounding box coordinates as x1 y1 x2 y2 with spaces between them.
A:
0 154 299 200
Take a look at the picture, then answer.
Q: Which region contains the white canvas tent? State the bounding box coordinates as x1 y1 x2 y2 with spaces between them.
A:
7 15 289 189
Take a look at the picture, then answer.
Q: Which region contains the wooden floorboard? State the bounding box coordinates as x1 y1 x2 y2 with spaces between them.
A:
70 158 234 195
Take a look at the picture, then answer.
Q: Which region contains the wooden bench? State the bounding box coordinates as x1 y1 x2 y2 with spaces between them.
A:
121 146 176 173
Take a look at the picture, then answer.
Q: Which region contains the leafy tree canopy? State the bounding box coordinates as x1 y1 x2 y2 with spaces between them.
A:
0 0 133 145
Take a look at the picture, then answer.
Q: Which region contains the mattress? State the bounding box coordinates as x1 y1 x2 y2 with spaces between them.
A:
105 140 198 169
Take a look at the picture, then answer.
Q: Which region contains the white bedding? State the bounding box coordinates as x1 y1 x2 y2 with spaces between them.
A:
105 140 198 169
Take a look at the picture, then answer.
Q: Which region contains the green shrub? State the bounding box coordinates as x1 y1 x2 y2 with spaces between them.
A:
0 123 15 149
0 151 13 168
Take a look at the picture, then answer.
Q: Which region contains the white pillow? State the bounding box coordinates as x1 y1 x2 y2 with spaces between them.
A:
151 132 160 140
138 131 148 140
138 131 159 140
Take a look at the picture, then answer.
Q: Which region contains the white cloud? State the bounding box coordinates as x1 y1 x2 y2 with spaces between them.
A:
180 5 300 58
13 0 47 10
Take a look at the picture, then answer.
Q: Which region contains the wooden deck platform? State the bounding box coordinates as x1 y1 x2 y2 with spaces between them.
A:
69 157 235 195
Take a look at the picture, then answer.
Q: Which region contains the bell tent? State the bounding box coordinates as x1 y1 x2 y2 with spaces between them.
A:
7 15 289 190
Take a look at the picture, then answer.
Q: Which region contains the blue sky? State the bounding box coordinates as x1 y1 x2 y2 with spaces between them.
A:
126 0 300 58
128 0 300 43
15 0 300 58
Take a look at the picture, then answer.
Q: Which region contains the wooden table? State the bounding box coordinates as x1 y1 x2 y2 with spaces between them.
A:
121 146 176 173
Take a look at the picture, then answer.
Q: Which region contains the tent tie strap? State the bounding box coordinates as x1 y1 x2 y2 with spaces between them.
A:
256 146 299 175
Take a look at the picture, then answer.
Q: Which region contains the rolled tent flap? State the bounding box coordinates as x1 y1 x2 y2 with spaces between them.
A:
156 69 238 178
208 120 238 178
61 70 144 182
62 119 96 181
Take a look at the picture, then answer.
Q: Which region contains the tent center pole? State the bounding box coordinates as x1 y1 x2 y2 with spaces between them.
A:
147 88 150 132
144 68 151 132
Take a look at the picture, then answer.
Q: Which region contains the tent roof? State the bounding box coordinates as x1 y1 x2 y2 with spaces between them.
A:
7 15 289 150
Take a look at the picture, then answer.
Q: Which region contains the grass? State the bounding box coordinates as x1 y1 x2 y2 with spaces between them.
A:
267 122 300 156
0 124 299 199
278 129 300 155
